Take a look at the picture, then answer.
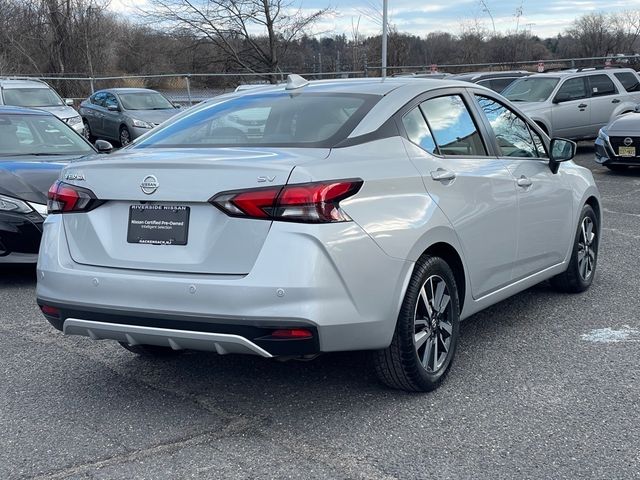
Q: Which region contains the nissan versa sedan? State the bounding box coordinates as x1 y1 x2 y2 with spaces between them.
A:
79 88 181 146
37 76 601 392
595 111 640 170
0 106 103 263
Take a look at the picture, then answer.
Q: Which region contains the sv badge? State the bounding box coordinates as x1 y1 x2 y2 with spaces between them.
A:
257 176 276 183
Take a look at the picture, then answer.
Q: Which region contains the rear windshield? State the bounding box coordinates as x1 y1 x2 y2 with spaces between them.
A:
133 92 378 149
502 77 560 102
2 88 64 107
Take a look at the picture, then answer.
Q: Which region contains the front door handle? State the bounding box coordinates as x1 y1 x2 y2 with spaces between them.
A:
517 175 532 188
578 103 588 109
612 99 621 104
430 169 456 182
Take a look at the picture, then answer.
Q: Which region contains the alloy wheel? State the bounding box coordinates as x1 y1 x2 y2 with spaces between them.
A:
413 275 453 373
120 128 131 146
578 216 596 280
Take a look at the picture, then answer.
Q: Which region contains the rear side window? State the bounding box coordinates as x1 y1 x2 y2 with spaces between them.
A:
588 75 617 97
402 107 437 154
419 95 487 156
556 78 587 101
134 92 377 149
614 72 640 92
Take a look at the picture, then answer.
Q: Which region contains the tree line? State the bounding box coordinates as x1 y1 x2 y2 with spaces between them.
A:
2 0 640 81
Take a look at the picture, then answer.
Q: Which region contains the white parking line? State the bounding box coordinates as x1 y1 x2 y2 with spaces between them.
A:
582 326 640 343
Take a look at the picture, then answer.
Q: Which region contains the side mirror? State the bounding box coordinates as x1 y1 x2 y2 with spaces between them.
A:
634 104 640 113
106 104 119 112
65 98 74 106
94 139 113 153
552 93 570 104
549 138 576 173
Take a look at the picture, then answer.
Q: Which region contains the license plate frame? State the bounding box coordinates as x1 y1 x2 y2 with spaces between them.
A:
127 204 190 246
618 146 636 157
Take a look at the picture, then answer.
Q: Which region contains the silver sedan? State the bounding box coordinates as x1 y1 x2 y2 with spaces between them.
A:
37 76 601 392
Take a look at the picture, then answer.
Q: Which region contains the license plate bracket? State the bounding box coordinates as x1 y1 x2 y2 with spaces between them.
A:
618 146 636 157
127 205 190 245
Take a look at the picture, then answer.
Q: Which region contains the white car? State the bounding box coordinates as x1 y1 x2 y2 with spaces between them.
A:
0 77 84 135
502 68 640 139
37 76 601 392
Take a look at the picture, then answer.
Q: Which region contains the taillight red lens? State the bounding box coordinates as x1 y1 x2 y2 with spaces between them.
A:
40 305 60 318
210 179 362 223
47 181 102 214
271 328 313 339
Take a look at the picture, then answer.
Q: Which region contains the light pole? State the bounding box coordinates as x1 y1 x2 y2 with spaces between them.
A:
382 0 388 78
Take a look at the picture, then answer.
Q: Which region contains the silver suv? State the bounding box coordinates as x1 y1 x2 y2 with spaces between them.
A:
0 77 83 135
502 68 640 139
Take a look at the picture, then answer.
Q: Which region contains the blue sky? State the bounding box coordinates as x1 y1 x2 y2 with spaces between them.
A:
111 0 640 38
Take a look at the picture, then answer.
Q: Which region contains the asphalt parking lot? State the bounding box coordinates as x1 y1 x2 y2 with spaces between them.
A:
1 144 639 480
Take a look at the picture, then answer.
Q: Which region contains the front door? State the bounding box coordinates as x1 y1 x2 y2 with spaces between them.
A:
551 77 591 138
474 94 574 280
400 92 519 299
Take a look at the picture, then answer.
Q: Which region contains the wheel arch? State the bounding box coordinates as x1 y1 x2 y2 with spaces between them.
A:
420 242 467 314
585 195 602 231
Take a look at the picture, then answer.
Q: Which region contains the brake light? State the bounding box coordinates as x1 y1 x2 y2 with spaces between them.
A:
210 179 362 223
271 328 313 339
47 181 102 214
39 305 60 318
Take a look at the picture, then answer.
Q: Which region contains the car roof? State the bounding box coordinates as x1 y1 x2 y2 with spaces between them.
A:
231 77 476 97
0 105 55 116
96 88 158 94
452 71 531 81
0 78 51 89
525 68 638 80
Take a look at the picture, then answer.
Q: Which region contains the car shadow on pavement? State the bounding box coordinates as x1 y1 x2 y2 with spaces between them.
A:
0 264 36 287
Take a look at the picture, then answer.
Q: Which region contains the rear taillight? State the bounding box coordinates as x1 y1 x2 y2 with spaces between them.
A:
47 181 102 214
210 179 363 223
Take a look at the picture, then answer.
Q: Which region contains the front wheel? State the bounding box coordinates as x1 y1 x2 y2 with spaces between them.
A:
82 120 94 142
551 204 598 293
374 255 460 392
119 126 132 147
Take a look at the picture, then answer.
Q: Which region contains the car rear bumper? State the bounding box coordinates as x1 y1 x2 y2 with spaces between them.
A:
37 215 413 356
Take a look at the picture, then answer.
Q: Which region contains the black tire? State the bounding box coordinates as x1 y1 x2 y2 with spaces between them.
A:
82 120 94 142
551 204 598 293
374 255 460 392
118 342 183 356
119 126 132 147
606 164 628 172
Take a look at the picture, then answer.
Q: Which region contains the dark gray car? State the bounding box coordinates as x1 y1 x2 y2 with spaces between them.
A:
79 88 181 146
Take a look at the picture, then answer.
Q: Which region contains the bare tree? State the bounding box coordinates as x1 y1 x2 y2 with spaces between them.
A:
142 0 329 80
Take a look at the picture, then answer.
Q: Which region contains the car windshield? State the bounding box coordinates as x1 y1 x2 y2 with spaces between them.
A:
134 92 378 149
119 92 175 110
0 114 93 156
2 88 64 107
502 77 560 102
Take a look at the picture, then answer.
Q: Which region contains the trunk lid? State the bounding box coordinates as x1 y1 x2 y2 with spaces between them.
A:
62 148 325 274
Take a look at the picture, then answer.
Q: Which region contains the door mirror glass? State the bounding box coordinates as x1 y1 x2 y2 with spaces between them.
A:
94 139 113 153
550 138 576 162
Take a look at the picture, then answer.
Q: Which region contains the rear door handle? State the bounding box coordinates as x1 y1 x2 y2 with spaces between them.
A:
430 169 456 182
578 103 588 109
612 99 621 104
516 176 532 188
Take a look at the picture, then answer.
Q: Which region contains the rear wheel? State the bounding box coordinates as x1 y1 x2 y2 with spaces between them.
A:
374 255 460 392
118 342 183 356
551 204 598 293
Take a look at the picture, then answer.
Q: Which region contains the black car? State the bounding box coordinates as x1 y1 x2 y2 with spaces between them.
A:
0 106 109 264
451 71 533 92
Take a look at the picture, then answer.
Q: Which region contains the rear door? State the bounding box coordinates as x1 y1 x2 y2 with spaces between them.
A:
399 89 519 299
102 93 121 141
473 93 574 279
85 92 106 136
551 77 591 138
586 74 621 133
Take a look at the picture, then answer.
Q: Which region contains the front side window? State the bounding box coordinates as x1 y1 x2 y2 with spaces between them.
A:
614 72 640 92
503 77 560 102
104 94 119 110
0 114 93 156
134 92 377 148
2 87 63 107
401 107 437 154
555 78 588 101
92 92 107 107
419 95 487 156
588 75 617 97
119 92 174 111
476 96 538 158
